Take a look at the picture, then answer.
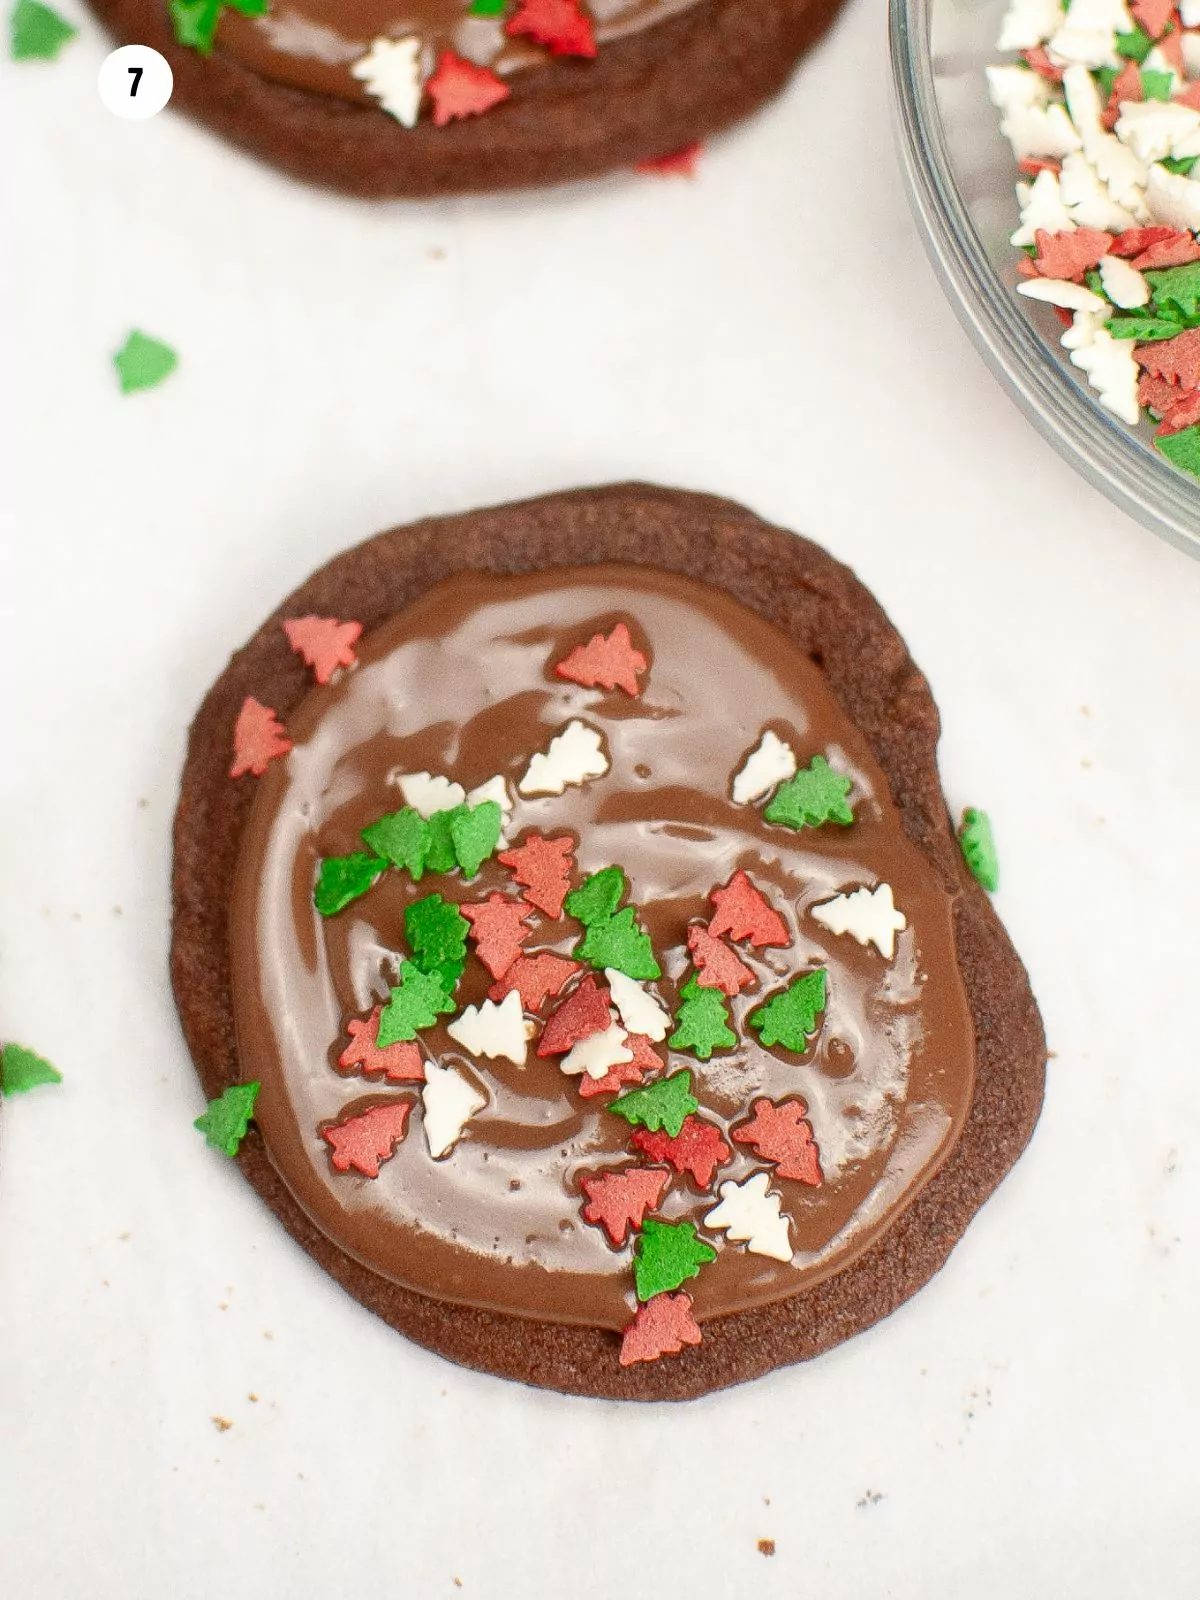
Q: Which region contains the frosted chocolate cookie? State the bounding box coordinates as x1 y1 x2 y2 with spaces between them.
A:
87 0 847 195
173 483 1046 1399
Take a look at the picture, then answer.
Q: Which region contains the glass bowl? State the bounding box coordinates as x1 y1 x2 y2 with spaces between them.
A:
890 0 1200 558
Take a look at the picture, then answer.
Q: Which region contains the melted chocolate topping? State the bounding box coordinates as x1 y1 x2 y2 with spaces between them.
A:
229 566 976 1331
214 0 701 108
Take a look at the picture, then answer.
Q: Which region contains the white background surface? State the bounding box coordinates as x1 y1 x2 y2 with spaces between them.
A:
3 2 1200 1594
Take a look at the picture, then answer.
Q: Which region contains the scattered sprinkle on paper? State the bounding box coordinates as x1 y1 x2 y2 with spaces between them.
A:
0 1041 62 1095
10 0 76 59
113 331 177 395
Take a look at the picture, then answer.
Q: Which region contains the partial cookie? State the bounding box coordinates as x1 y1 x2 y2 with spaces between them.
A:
87 0 847 197
173 483 1046 1399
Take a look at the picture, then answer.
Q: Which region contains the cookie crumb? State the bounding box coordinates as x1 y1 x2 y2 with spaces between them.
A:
453 1581 463 1590
212 1416 233 1432
757 1539 775 1557
248 1392 259 1403
856 1490 884 1509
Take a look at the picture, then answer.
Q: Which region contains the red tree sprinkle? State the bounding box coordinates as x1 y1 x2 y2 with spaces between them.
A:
1130 235 1200 271
425 50 510 126
1138 372 1184 414
505 0 596 56
462 893 534 980
1157 27 1186 77
1158 388 1200 436
707 870 790 948
498 832 575 918
1020 45 1063 81
580 1166 668 1246
631 1115 731 1190
230 697 292 778
635 142 703 178
554 621 648 697
488 952 580 1012
577 1030 661 1097
1103 60 1142 128
688 924 756 996
1137 328 1200 391
1130 0 1174 38
1032 227 1113 282
1017 156 1061 177
338 1007 426 1082
537 973 611 1056
1174 80 1200 112
1111 226 1175 259
322 1101 412 1177
732 1097 823 1186
282 616 362 684
619 1291 702 1366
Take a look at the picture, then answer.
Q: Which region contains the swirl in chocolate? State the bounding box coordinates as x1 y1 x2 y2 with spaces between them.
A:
214 0 701 107
229 566 976 1331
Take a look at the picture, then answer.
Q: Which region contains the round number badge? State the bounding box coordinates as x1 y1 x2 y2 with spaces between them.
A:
98 45 173 120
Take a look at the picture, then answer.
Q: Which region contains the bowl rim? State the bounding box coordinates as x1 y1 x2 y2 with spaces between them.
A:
889 0 1200 559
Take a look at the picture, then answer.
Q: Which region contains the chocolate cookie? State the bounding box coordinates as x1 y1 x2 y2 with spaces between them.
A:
87 0 847 197
172 483 1046 1399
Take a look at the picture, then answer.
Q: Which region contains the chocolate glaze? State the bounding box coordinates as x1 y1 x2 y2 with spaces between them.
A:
215 0 700 107
229 566 976 1331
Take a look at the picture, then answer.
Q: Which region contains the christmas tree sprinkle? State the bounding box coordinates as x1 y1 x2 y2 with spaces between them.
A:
0 1041 62 1095
610 1071 699 1138
668 976 737 1060
764 754 854 830
632 1219 716 1301
195 1082 260 1157
314 851 385 916
361 807 429 880
749 970 827 1053
377 962 457 1046
958 808 999 893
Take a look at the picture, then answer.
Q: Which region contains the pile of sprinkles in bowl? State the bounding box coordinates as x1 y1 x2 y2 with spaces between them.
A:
989 0 1200 476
